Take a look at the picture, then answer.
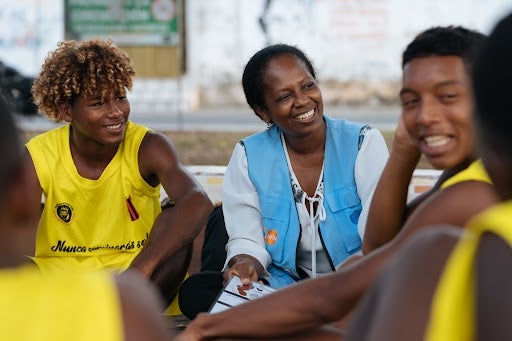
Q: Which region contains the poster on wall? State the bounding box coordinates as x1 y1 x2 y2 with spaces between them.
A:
66 0 179 46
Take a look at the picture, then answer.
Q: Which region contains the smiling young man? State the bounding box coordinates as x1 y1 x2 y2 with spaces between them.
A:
363 27 496 253
25 39 213 314
0 95 174 341
346 13 512 340
176 26 500 340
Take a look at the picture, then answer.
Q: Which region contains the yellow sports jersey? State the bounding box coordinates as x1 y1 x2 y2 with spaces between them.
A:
26 121 161 273
441 159 491 188
425 201 512 340
0 265 122 341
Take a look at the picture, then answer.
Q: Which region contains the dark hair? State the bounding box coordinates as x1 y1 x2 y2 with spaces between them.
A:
0 94 22 195
242 44 316 118
402 26 486 71
472 13 512 151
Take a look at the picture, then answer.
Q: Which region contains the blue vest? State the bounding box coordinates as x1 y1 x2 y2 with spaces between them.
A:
242 115 364 288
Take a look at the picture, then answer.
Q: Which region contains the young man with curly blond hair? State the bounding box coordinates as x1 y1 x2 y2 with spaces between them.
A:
24 39 213 314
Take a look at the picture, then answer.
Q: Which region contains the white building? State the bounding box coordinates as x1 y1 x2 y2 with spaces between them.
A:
1 0 511 111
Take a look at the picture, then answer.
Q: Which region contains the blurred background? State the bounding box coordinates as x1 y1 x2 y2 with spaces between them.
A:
2 0 509 203
2 0 507 287
1 0 511 115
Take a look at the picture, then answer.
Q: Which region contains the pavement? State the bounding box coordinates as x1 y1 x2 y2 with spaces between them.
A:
14 104 401 133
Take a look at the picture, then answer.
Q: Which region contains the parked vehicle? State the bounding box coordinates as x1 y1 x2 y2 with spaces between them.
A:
0 61 37 116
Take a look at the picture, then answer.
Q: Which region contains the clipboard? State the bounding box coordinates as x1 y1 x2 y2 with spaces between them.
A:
209 276 276 314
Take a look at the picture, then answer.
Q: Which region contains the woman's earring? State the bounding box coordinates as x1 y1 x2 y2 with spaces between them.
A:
266 121 273 130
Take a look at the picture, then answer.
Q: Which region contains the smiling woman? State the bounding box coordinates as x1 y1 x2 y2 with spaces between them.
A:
177 43 390 320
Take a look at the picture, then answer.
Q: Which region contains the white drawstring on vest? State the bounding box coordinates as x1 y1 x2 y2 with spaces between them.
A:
281 131 327 279
302 188 326 278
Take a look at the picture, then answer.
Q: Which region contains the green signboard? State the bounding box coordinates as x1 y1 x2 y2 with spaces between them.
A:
66 0 179 45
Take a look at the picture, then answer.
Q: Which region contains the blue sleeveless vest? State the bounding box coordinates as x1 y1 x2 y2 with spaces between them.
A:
242 115 364 288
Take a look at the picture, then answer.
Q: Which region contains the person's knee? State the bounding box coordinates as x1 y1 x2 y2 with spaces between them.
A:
179 271 224 320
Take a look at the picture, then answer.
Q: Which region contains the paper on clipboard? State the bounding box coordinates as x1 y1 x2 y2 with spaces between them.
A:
209 276 276 314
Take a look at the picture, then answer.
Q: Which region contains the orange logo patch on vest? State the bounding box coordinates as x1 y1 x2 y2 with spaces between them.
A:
55 203 73 223
265 229 278 246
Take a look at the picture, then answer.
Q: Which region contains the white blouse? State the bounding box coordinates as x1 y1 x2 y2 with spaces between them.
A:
222 127 389 278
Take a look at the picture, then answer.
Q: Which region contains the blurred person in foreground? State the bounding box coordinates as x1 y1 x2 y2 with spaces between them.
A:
0 95 174 340
25 38 213 315
346 11 512 340
176 26 499 340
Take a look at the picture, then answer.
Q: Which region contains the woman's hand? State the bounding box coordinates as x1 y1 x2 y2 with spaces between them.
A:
224 254 264 285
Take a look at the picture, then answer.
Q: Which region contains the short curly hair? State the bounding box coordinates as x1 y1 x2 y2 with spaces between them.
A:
32 39 135 121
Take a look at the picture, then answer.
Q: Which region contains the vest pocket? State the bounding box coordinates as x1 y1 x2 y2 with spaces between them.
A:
325 186 362 252
260 197 292 264
325 186 360 212
260 196 290 224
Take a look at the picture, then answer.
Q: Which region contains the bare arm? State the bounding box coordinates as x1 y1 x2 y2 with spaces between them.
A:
130 132 213 278
116 270 175 341
179 179 499 340
363 115 420 253
395 180 498 242
179 268 366 340
346 227 460 341
177 239 418 339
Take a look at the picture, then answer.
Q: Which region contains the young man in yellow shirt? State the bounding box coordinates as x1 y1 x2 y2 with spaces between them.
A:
346 11 512 341
0 96 174 340
25 39 213 314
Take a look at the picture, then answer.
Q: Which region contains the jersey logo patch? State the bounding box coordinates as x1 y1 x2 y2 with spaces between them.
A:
55 203 73 223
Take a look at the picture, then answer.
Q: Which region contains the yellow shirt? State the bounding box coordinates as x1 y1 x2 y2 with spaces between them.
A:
0 265 122 341
425 201 512 340
26 121 161 273
441 159 491 188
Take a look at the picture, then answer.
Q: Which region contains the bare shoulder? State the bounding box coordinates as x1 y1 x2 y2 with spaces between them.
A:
403 180 499 234
432 180 497 213
139 130 178 157
116 271 175 341
138 130 183 180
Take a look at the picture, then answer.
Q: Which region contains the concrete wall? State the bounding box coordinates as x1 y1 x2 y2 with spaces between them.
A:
186 0 512 107
1 0 511 110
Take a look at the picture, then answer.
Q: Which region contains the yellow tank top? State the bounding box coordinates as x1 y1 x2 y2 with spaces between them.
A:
425 201 512 340
26 121 161 273
0 265 122 340
441 159 491 188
